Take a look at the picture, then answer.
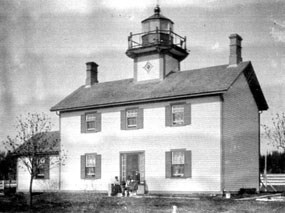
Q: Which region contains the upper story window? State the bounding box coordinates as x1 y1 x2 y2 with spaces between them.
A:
126 109 138 128
121 108 144 130
172 105 184 125
81 112 101 133
86 113 96 131
165 103 191 127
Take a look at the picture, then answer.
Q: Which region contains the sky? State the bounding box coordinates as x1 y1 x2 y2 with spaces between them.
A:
0 0 285 153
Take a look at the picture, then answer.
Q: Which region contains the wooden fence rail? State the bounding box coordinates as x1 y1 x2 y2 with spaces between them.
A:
260 174 285 186
0 180 17 188
0 180 17 195
260 174 285 192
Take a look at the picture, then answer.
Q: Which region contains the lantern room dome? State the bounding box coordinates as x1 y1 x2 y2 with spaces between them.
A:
141 5 174 33
142 5 174 24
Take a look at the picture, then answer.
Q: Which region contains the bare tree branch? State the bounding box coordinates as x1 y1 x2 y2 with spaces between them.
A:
2 113 64 207
263 112 285 152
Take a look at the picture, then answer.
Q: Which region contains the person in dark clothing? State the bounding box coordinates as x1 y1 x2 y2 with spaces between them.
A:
111 176 122 196
135 171 140 183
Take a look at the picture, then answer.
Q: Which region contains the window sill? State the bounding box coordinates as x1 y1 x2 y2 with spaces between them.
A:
125 127 139 130
167 177 191 179
35 177 48 180
124 126 141 130
85 130 99 133
83 177 97 180
169 124 190 127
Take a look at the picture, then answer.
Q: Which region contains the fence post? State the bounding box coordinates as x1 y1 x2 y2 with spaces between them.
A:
264 151 268 191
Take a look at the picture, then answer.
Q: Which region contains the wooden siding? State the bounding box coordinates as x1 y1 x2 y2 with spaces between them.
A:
60 96 222 193
164 54 179 76
222 72 259 192
17 157 60 192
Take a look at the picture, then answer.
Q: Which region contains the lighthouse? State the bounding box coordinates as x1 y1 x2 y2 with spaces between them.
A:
126 5 189 82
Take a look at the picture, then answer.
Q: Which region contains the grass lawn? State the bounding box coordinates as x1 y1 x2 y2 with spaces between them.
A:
1 192 285 212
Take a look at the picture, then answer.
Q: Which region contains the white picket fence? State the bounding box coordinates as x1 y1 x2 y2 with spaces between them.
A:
260 174 285 186
0 180 17 195
260 174 285 192
0 180 4 195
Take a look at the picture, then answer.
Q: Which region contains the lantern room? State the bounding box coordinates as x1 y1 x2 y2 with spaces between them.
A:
141 5 174 46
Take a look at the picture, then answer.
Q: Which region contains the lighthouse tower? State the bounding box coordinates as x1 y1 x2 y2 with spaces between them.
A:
126 5 189 82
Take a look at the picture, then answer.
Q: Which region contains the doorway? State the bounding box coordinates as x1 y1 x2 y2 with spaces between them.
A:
120 152 145 183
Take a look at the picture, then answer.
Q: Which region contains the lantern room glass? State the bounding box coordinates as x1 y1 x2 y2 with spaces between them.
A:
142 20 173 33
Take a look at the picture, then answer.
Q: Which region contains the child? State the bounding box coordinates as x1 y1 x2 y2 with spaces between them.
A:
123 176 131 197
128 177 138 196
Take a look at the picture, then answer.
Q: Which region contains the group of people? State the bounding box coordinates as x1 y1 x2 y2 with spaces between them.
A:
111 175 139 197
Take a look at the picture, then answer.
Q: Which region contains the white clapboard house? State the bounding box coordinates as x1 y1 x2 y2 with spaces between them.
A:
16 131 60 192
18 6 268 194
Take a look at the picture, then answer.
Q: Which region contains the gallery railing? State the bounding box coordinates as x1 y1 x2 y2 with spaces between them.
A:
128 29 187 50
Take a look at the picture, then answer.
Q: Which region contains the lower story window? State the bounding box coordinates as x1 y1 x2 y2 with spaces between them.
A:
166 149 192 178
81 153 101 179
171 151 185 177
85 154 96 178
35 156 49 179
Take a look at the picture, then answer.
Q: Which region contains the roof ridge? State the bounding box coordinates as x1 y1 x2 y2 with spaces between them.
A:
180 61 251 73
96 78 133 85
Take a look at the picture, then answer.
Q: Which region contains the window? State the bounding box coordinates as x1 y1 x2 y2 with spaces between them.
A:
165 103 191 127
86 113 96 131
172 105 184 125
165 150 192 178
81 112 101 133
126 109 138 128
171 151 185 177
85 154 96 177
121 108 143 130
81 153 101 179
35 156 49 179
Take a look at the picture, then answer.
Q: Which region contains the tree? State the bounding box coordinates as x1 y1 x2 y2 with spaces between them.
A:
263 112 285 152
4 113 63 207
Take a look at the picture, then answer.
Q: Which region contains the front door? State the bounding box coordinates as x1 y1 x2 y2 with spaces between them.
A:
121 152 144 183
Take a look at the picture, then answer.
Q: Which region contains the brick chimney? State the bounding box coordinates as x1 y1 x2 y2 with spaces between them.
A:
85 62 98 87
229 34 243 65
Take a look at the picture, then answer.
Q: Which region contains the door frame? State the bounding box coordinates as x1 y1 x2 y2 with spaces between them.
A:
119 150 145 182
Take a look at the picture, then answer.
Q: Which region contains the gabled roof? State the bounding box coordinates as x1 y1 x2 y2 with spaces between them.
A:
50 61 268 112
14 131 60 156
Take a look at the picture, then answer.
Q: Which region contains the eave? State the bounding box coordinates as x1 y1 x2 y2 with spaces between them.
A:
51 90 226 113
